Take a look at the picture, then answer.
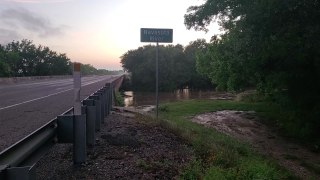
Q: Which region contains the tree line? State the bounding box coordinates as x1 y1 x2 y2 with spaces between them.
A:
0 39 122 77
185 0 320 140
121 0 319 141
120 40 212 91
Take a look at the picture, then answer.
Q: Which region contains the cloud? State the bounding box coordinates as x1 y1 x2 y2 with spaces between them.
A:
4 0 72 3
0 8 66 38
0 28 21 44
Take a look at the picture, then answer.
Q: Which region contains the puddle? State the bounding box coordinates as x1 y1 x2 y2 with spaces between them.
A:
192 110 262 142
135 105 155 112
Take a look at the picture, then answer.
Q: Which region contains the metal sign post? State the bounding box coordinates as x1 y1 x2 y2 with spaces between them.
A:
140 28 173 119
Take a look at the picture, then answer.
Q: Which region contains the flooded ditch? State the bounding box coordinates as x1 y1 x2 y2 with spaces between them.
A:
123 89 234 110
120 89 320 179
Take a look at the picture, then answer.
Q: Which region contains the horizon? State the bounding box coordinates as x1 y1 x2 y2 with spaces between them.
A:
0 0 221 70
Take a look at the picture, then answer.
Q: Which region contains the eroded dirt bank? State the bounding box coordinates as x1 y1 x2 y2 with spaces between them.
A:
191 110 320 179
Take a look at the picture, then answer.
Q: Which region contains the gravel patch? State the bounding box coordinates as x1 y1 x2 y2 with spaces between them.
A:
35 112 193 179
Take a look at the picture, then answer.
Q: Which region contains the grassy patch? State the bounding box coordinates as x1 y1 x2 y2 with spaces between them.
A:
136 159 151 171
155 99 295 179
114 91 124 106
136 158 173 172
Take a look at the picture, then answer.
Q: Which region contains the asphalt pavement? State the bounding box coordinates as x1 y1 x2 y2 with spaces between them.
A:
0 75 116 151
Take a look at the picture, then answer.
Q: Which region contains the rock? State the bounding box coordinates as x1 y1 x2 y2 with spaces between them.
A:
101 133 141 148
35 113 193 179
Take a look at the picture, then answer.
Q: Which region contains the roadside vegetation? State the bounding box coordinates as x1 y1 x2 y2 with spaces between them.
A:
0 39 122 77
114 91 125 107
184 0 320 145
121 41 212 91
156 99 297 179
122 0 320 148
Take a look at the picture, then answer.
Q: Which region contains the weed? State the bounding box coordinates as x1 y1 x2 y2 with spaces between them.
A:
114 91 124 106
157 99 294 179
136 159 151 171
159 105 169 112
179 158 203 180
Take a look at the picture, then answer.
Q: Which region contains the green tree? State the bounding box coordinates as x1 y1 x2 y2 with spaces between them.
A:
0 45 10 77
80 64 98 75
121 44 212 91
185 0 320 139
121 46 156 91
196 33 256 91
0 39 111 77
184 39 212 89
2 39 72 76
51 53 72 75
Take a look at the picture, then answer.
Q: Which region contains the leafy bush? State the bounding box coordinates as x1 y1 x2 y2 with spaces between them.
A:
114 91 124 107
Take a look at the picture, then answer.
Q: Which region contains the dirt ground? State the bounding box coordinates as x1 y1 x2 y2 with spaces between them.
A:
34 108 320 179
191 110 320 179
35 111 193 179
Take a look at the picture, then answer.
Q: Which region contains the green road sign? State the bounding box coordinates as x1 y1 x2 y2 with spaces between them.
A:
140 28 173 43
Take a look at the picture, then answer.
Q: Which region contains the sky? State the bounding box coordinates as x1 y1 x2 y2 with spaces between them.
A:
0 0 221 70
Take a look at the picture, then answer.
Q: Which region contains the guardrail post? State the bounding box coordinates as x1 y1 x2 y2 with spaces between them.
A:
101 89 106 117
97 88 107 116
89 95 101 131
57 115 73 143
103 88 108 116
81 106 86 115
110 83 113 112
73 114 86 164
0 76 124 179
83 99 96 147
6 166 35 180
94 92 105 124
105 83 111 116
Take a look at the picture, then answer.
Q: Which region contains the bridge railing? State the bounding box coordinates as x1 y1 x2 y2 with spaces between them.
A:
0 76 123 180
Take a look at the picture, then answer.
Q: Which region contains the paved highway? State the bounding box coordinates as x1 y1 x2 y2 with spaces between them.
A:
0 75 116 151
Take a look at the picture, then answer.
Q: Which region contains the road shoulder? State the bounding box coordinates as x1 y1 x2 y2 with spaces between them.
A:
36 111 193 179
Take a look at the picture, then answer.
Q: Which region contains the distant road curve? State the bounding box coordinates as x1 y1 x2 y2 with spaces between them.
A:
0 75 117 151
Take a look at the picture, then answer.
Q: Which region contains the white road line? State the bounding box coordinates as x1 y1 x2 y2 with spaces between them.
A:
0 88 72 111
0 79 72 89
0 77 111 111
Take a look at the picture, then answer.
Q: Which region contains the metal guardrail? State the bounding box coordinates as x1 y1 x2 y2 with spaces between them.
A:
0 76 123 180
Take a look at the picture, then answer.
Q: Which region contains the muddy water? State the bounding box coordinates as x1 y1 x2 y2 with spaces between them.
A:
123 89 234 107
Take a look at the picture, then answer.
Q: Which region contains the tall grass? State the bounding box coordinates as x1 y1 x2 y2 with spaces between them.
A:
156 100 295 179
114 91 124 106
